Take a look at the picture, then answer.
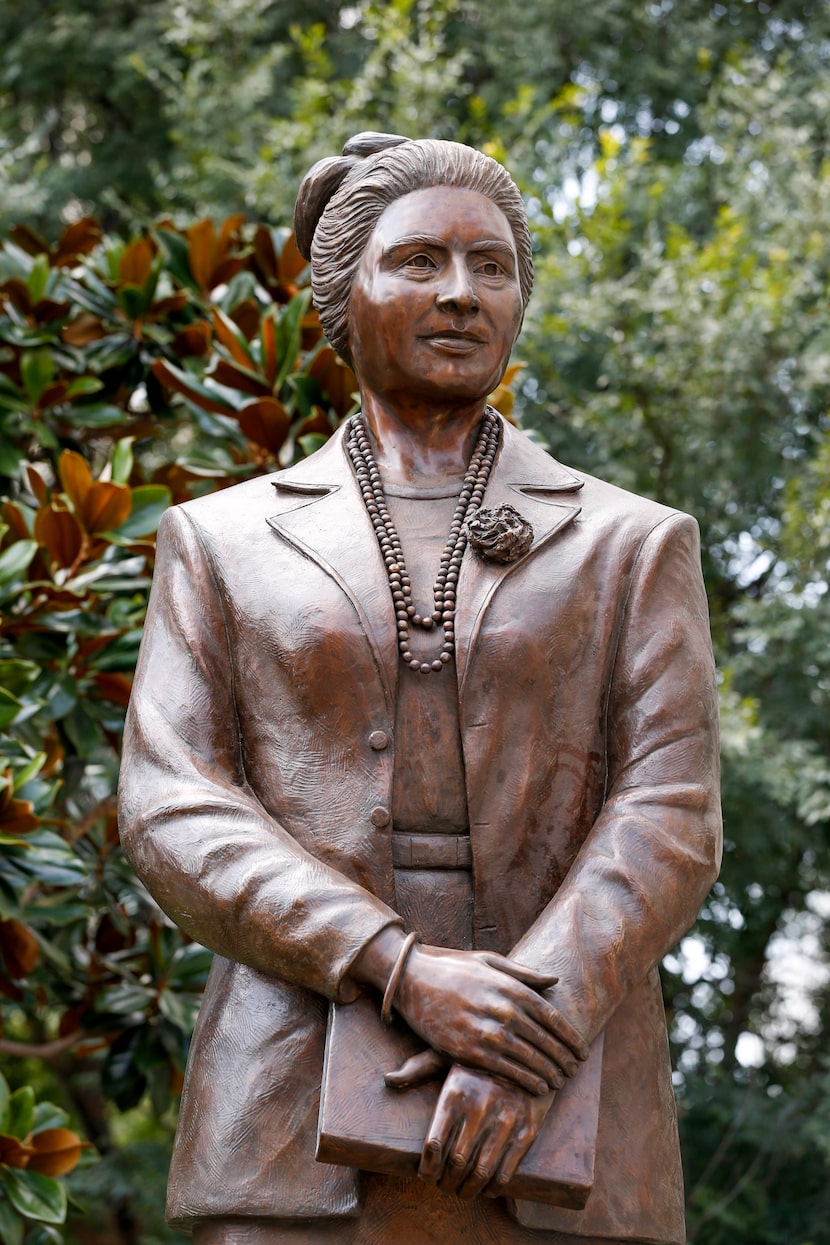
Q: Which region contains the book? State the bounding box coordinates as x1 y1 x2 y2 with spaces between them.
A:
316 993 603 1210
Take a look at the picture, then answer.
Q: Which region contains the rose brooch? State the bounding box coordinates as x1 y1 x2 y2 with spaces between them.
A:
464 503 534 564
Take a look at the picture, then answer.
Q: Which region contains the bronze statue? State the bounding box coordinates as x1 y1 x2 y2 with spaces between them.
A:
118 134 722 1245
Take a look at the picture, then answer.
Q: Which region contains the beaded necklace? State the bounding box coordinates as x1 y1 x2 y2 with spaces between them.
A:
346 408 500 675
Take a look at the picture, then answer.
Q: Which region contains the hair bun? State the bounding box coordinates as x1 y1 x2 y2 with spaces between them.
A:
293 132 411 259
341 131 411 158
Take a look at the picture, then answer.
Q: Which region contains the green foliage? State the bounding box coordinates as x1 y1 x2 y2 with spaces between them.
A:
1 2 830 1240
0 214 360 1242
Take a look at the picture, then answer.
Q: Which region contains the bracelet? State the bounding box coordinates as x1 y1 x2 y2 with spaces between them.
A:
380 931 419 1026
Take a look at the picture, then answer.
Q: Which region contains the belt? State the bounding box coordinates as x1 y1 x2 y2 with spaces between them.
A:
391 831 472 870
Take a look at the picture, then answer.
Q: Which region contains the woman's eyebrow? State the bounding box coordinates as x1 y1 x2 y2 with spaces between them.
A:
382 235 516 259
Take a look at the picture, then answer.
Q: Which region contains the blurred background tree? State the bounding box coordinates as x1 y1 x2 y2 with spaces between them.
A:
1 2 830 1241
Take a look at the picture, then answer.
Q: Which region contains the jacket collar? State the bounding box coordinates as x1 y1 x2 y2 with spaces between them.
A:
265 417 582 703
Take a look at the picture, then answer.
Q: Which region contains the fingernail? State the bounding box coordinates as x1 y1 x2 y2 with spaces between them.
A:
536 1079 547 1094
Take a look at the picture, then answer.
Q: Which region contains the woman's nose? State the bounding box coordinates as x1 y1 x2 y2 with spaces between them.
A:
435 262 480 314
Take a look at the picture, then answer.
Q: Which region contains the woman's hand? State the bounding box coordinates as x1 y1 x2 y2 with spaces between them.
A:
419 1065 553 1198
351 929 588 1095
394 943 587 1096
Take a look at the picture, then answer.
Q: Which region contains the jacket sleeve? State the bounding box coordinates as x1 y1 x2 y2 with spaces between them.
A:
117 505 401 1003
511 511 722 1042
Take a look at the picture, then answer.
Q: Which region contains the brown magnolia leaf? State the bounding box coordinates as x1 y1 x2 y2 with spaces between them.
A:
24 468 48 507
0 278 32 315
34 504 84 569
0 918 40 978
80 482 132 535
120 238 154 287
278 232 307 283
58 450 93 511
236 397 290 454
210 359 270 399
230 299 262 341
187 219 216 290
92 672 133 707
27 1128 84 1177
211 256 248 288
149 293 189 319
38 381 69 410
261 315 277 387
63 312 107 347
54 217 103 267
218 213 246 258
0 788 38 835
0 1133 35 1168
151 358 237 416
300 308 324 352
213 309 254 368
33 298 71 324
8 224 49 257
173 320 212 359
295 407 333 440
309 347 358 417
3 499 33 539
252 225 278 282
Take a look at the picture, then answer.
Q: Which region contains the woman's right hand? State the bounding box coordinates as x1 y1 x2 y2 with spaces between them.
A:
392 943 588 1096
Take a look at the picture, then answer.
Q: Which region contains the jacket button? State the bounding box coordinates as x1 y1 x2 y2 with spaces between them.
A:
369 731 389 751
370 806 391 828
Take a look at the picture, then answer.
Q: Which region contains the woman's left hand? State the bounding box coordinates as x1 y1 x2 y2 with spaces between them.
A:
418 1064 554 1199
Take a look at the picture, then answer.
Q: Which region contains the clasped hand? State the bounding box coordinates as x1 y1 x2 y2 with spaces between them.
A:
392 944 588 1097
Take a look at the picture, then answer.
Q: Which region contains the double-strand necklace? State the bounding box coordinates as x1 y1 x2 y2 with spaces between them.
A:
346 408 500 675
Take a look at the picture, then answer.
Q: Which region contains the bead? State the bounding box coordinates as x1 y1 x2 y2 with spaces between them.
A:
346 411 500 678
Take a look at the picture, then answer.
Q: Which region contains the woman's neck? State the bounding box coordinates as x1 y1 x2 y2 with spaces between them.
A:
359 392 488 489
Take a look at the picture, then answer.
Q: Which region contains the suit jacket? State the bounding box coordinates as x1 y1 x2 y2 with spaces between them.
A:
118 416 721 1243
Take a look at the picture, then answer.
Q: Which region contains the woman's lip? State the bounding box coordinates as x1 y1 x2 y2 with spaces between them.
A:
422 333 485 352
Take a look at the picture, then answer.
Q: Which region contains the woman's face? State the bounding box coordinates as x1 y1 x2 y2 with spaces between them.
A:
348 185 523 407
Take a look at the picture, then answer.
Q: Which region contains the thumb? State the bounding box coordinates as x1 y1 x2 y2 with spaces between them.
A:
384 1048 449 1091
481 953 558 991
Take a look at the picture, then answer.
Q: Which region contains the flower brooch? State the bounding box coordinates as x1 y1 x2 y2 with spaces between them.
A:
464 503 534 564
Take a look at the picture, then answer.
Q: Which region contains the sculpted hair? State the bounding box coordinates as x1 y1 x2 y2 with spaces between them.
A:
294 133 534 365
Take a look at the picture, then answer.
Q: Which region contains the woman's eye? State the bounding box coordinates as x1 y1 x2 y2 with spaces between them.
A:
407 254 436 269
479 260 502 276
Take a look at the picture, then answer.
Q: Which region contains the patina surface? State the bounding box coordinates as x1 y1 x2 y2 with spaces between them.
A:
118 137 721 1245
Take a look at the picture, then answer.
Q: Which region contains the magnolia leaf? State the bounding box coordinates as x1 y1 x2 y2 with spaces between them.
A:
34 506 84 570
110 437 134 486
0 919 40 978
30 1104 70 1136
6 1088 34 1141
19 349 55 405
109 485 170 539
0 540 37 585
0 1194 23 1245
236 397 290 455
0 1073 10 1134
1 1168 67 1225
119 239 154 288
27 1129 83 1178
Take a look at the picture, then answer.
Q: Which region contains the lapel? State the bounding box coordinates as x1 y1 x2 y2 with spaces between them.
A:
264 418 582 709
454 419 582 697
266 427 400 710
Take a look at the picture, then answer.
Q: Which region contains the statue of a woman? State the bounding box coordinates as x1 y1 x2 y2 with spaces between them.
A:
118 134 721 1245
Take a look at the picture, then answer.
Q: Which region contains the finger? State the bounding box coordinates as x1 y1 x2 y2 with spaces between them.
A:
483 1131 536 1199
518 994 590 1063
473 1054 549 1096
511 1016 582 1079
437 1117 487 1196
420 1099 461 1183
385 1048 448 1090
457 1126 513 1200
481 953 559 991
